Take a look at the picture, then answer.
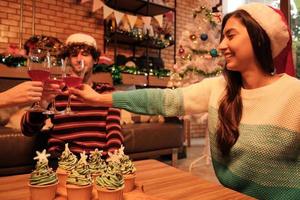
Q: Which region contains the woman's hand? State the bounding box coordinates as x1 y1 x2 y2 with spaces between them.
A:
68 84 101 106
69 84 113 107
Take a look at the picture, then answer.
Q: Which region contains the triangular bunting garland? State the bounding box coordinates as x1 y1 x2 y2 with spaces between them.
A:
142 16 152 27
127 14 137 28
154 14 163 27
92 0 103 12
103 4 114 19
142 16 154 37
114 10 124 25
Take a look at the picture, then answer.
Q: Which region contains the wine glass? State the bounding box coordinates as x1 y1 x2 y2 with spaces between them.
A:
43 58 65 115
62 58 85 115
27 49 50 112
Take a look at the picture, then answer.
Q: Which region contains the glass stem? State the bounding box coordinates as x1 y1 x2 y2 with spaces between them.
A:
33 101 41 109
50 99 57 112
66 95 72 113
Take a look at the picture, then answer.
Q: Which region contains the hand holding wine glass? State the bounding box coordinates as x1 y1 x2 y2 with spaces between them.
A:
0 81 44 108
27 49 50 112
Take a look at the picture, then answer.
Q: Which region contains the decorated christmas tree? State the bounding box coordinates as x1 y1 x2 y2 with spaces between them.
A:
170 0 223 87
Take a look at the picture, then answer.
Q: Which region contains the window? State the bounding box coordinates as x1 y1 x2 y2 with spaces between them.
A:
291 0 300 77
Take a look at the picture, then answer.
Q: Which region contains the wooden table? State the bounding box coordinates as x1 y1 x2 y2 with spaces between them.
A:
0 159 254 200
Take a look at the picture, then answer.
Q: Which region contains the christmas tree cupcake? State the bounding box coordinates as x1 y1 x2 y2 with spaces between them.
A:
88 148 107 199
66 151 93 200
28 149 58 200
95 161 124 200
88 148 107 178
56 143 78 195
113 145 136 193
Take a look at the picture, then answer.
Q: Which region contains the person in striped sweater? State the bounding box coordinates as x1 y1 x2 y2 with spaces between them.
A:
21 33 123 168
69 3 299 200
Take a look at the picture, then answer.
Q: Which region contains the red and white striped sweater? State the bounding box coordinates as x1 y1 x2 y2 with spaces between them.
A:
21 83 123 158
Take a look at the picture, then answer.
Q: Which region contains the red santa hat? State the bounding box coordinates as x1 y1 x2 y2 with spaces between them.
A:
238 3 295 76
65 33 97 50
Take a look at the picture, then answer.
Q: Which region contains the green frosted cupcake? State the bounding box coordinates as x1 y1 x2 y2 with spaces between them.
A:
88 148 106 176
30 149 58 186
29 150 58 200
58 143 78 171
118 146 136 175
67 151 92 186
66 151 93 200
95 162 124 190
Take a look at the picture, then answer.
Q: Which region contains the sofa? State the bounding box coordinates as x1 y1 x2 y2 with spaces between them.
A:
0 77 185 176
0 117 184 176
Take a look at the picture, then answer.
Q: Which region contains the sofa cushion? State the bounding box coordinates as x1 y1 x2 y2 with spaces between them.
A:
122 122 184 154
120 109 165 125
0 127 47 176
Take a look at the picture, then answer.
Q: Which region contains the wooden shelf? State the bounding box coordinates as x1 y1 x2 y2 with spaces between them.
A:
104 0 174 16
121 73 147 86
104 0 176 80
0 64 169 87
148 75 169 87
107 32 173 50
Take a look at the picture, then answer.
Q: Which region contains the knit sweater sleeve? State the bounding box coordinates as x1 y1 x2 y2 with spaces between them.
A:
112 88 184 116
181 77 218 115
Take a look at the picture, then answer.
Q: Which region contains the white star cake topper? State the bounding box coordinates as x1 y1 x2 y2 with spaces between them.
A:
118 145 125 156
90 148 103 158
34 149 50 164
78 151 88 165
107 149 122 163
64 143 71 154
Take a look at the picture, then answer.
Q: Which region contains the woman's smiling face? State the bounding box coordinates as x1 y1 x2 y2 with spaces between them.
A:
218 17 256 73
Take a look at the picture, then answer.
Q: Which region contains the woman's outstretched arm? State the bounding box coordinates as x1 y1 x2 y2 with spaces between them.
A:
69 84 184 116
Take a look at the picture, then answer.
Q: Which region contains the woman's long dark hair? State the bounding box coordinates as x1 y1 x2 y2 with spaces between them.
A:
217 10 274 155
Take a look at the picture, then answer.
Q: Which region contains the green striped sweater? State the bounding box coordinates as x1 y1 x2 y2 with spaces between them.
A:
113 74 300 199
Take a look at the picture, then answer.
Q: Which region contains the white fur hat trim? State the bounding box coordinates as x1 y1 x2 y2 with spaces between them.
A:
65 33 97 49
238 3 289 58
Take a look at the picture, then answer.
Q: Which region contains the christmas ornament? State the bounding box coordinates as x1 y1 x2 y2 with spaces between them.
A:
212 12 222 23
164 34 173 42
173 64 178 71
200 33 208 41
178 45 185 55
209 48 218 57
186 54 192 60
189 34 197 41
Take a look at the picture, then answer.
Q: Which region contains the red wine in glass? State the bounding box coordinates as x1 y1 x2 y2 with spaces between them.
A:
42 75 64 115
28 69 50 82
27 51 50 112
46 78 64 85
63 76 82 88
62 59 85 115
